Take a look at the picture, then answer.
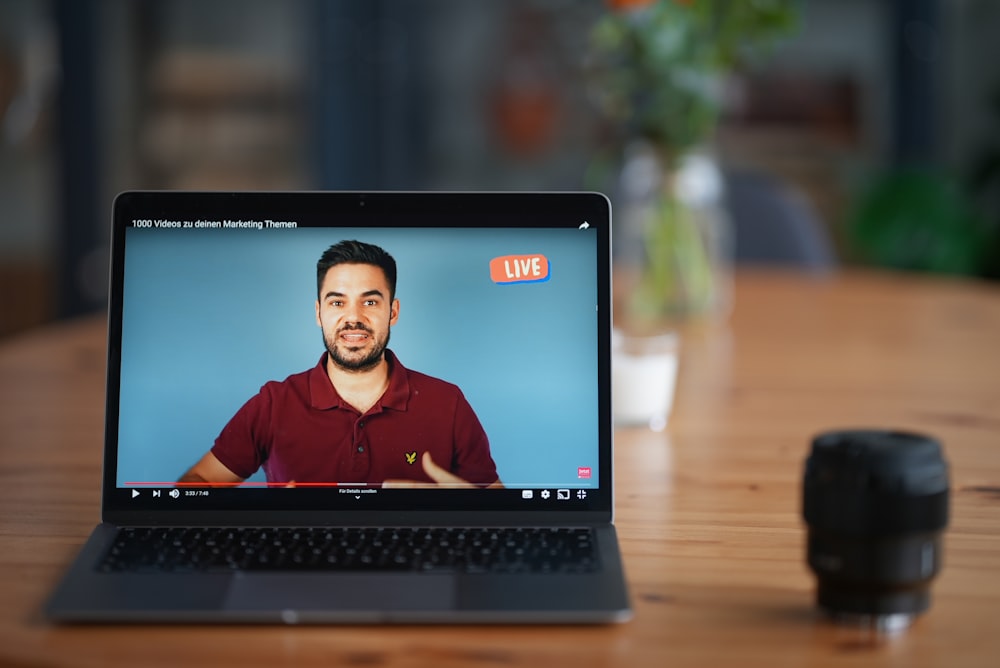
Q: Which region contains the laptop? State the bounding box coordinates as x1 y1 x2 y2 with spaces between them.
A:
45 191 631 623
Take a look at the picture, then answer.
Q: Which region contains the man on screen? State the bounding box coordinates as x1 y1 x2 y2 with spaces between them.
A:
178 240 501 488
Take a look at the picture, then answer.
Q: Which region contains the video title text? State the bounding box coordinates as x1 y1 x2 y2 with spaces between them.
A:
130 219 298 230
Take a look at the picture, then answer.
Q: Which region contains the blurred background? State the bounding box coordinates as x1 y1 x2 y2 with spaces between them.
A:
1 0 999 338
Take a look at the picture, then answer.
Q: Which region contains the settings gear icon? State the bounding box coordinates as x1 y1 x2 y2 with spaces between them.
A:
540 490 551 499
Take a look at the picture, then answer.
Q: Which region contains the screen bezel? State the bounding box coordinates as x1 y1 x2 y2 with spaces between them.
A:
102 191 614 525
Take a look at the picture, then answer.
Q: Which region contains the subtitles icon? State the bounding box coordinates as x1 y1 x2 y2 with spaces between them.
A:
522 490 534 499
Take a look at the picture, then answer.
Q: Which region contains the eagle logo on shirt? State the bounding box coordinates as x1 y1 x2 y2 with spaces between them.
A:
405 451 418 465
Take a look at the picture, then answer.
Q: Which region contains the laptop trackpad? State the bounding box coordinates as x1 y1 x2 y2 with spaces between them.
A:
225 573 456 613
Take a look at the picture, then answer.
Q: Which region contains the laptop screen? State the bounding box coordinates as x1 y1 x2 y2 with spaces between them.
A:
104 192 612 518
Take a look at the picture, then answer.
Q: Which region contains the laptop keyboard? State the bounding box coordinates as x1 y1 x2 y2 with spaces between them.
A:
98 526 599 574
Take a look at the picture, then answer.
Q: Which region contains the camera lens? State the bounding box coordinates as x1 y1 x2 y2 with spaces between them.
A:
803 430 949 630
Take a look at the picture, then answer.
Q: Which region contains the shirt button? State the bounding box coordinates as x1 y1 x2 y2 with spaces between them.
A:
357 445 365 453
359 421 365 429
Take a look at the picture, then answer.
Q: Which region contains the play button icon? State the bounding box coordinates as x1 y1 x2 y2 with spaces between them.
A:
132 489 140 498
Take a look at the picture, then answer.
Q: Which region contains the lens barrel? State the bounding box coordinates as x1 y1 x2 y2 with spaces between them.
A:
803 430 949 627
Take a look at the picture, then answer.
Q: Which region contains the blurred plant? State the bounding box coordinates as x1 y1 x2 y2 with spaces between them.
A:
588 0 799 326
589 0 799 165
848 172 989 275
849 82 1000 280
848 168 993 277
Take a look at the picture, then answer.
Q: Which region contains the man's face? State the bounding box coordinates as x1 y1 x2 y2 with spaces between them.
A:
315 263 399 372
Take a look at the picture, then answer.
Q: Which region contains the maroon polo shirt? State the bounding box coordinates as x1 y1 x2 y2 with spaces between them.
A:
211 350 498 486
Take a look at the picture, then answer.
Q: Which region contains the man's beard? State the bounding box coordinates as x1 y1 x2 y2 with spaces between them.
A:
324 323 390 372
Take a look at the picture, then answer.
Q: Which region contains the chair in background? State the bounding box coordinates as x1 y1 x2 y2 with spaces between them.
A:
723 168 837 272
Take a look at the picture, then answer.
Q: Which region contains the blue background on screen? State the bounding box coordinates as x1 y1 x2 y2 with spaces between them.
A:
116 226 600 488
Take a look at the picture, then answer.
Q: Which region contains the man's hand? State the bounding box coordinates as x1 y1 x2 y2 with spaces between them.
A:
177 451 245 487
383 452 502 489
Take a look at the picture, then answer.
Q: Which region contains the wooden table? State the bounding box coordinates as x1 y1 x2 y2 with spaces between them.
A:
1 269 998 667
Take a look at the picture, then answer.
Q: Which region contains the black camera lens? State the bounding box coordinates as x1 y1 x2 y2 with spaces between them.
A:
803 430 949 630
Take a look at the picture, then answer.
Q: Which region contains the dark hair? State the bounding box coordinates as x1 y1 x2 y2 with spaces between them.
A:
316 240 397 300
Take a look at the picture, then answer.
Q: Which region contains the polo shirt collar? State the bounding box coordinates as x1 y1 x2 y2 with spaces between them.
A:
380 350 410 411
308 349 410 412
